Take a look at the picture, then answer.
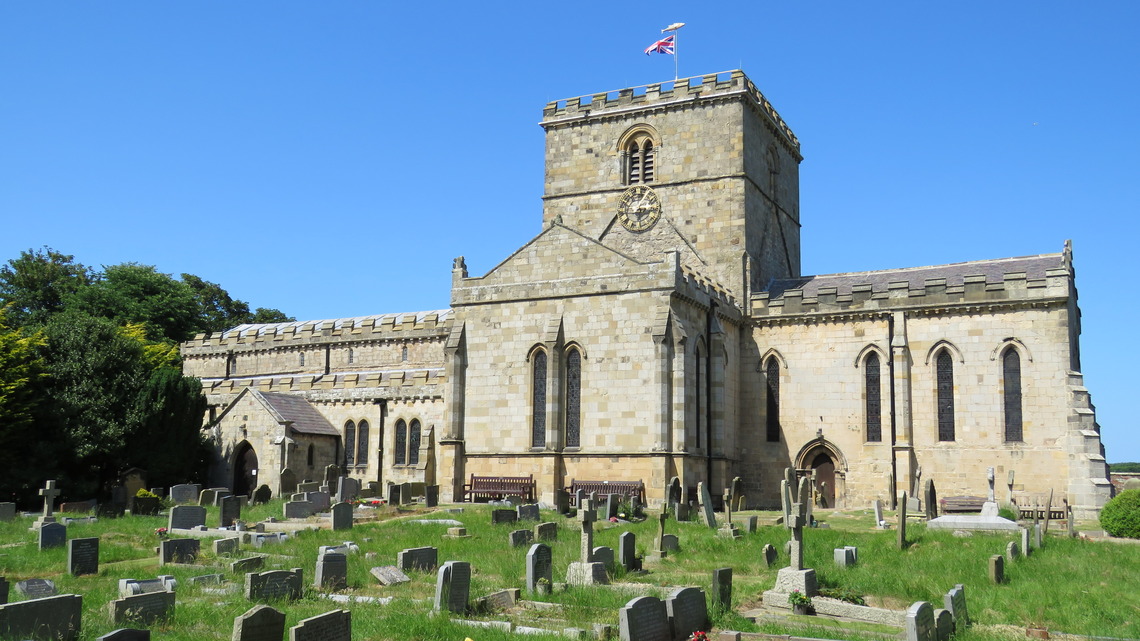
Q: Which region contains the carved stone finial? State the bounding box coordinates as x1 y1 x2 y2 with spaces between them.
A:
452 256 468 277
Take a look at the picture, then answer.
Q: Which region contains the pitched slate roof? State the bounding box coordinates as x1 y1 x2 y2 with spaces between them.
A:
763 252 1065 299
220 309 453 339
256 391 340 436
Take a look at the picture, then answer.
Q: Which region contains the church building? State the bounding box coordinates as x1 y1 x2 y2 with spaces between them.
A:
180 70 1112 517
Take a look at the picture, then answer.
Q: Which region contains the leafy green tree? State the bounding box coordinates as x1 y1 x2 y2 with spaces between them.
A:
0 247 92 328
68 263 199 343
0 312 50 502
181 273 293 332
249 307 293 324
125 366 208 489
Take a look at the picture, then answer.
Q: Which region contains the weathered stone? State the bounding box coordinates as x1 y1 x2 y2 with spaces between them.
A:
988 555 1004 584
370 566 410 585
0 593 82 641
160 538 200 564
169 484 201 505
906 601 936 641
169 505 207 530
231 556 266 573
526 543 553 594
215 536 241 556
667 586 709 641
38 522 66 549
330 502 352 531
67 537 99 576
110 590 175 625
619 595 670 641
289 609 350 641
509 529 534 547
245 568 303 601
314 551 347 591
15 578 56 599
534 521 558 541
434 561 471 613
711 568 732 611
233 604 286 641
943 584 969 628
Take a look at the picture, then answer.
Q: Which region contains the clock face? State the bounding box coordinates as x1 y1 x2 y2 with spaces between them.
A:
616 185 662 232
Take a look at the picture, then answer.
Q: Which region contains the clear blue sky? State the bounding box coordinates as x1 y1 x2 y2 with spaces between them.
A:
3 3 1137 462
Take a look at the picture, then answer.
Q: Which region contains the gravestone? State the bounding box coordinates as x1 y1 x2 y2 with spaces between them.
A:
667 476 682 505
397 481 412 505
924 479 938 520
906 601 936 641
887 470 897 510
297 481 320 493
214 536 240 555
444 527 468 538
491 509 518 525
168 484 200 505
245 568 303 601
219 495 241 528
526 543 553 594
1020 527 1031 557
592 546 615 567
667 586 709 641
370 566 410 585
397 546 438 572
1034 523 1043 549
697 482 717 528
986 467 996 502
509 529 533 547
517 503 540 521
160 538 200 565
834 547 856 568
119 576 176 596
651 512 668 559
0 502 14 522
566 500 608 585
307 491 331 512
68 537 99 576
661 534 679 551
935 609 954 641
231 557 265 573
387 483 401 506
575 489 586 508
731 476 744 506
873 499 885 528
34 479 61 528
252 484 272 505
762 543 778 568
774 473 817 597
233 604 286 641
15 578 57 598
111 591 175 625
324 464 340 486
168 505 207 531
605 494 620 519
0 577 7 605
289 609 351 641
554 489 569 514
38 522 66 549
314 551 347 591
898 491 908 549
284 501 315 519
618 531 638 571
330 502 353 531
1006 541 1020 562
534 521 558 541
434 561 471 613
335 476 359 503
97 630 150 641
425 485 439 508
988 555 1004 584
619 595 671 641
0 593 82 641
943 584 969 628
712 568 732 611
745 515 758 533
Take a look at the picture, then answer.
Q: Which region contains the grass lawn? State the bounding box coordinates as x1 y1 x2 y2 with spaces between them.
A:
0 501 1136 640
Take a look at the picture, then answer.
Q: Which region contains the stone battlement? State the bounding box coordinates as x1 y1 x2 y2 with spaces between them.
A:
542 69 799 153
181 310 453 354
199 368 447 395
678 264 736 309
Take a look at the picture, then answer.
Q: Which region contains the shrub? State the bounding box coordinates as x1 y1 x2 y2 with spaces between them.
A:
998 506 1018 521
135 488 160 499
1100 489 1140 539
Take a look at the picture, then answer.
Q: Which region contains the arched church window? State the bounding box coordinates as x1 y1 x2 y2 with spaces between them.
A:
401 345 408 362
626 139 656 184
936 350 956 441
532 350 548 448
1003 348 1023 442
409 419 421 465
865 352 882 442
394 419 407 465
348 348 354 365
299 352 305 367
765 357 781 442
565 347 582 448
357 419 370 465
344 420 356 466
307 444 314 467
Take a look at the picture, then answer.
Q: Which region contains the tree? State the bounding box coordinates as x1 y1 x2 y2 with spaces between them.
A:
181 273 293 333
0 312 49 503
0 247 92 328
249 307 293 324
125 367 208 489
68 263 198 343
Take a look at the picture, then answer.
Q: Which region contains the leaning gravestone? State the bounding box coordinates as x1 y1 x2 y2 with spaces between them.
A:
330 502 353 531
96 629 151 641
762 543 778 568
397 546 438 571
526 544 553 594
39 522 66 549
15 578 57 598
233 604 286 641
110 590 175 625
252 484 272 505
619 595 671 641
231 557 266 574
667 587 709 641
314 551 347 591
1006 541 1020 562
245 568 303 601
0 593 83 641
290 609 351 641
168 484 200 505
169 505 207 530
943 584 969 628
906 601 936 641
434 561 471 614
697 482 717 528
160 538 200 565
68 537 99 576
370 566 410 586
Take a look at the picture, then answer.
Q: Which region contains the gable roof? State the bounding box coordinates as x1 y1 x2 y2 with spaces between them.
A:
252 390 340 436
475 223 647 284
763 252 1066 299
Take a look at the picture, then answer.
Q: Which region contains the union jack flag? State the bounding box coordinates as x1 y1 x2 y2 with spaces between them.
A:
644 35 675 56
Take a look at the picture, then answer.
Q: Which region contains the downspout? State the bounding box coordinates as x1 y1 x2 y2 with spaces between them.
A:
887 314 898 494
705 301 717 486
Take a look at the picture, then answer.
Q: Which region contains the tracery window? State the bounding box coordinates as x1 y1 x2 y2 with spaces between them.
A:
865 352 882 442
394 419 407 465
936 351 956 441
765 357 781 442
532 350 548 448
565 347 581 448
344 420 356 466
409 419 421 465
357 419 370 465
1003 349 1023 442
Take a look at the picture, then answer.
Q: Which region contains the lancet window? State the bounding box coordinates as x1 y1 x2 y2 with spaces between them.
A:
936 350 956 441
1003 349 1023 442
865 352 882 442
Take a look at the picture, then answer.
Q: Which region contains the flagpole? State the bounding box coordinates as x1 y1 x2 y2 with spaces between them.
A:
662 23 685 80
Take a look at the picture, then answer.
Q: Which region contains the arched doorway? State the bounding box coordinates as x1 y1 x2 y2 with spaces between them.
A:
233 441 258 497
794 437 847 509
811 452 836 508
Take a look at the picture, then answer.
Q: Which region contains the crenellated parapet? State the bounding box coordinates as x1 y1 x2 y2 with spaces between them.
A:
676 263 738 312
181 310 453 354
541 69 800 158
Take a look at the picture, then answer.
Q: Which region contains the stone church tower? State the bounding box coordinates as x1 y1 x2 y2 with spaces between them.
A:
182 70 1111 518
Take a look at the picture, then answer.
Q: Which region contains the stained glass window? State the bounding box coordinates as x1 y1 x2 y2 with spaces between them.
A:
766 358 780 442
409 419 421 465
394 419 407 465
344 420 356 466
865 353 882 442
1003 349 1023 442
532 351 547 448
566 348 581 448
937 351 955 441
357 420 369 465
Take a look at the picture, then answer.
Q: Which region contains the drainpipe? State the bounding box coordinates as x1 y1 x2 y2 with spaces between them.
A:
705 301 717 486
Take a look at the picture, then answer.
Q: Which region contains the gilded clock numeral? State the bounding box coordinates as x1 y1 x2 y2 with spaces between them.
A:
617 185 661 233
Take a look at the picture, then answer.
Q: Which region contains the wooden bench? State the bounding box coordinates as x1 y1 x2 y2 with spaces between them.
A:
939 496 987 513
566 479 646 507
461 474 536 503
1013 494 1066 520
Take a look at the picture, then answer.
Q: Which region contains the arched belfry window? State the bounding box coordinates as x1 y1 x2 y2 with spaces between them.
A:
357 419 370 465
409 419 421 465
394 419 407 465
531 349 548 448
565 347 582 448
864 352 882 442
344 420 356 466
1003 348 1023 442
936 350 956 441
765 357 781 442
619 126 660 185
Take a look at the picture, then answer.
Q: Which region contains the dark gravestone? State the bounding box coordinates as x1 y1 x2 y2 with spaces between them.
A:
168 505 207 530
160 538 200 565
297 482 320 493
555 489 570 514
0 502 15 522
111 590 175 625
68 537 99 576
38 522 66 549
0 593 83 641
606 494 620 519
526 543 553 594
231 557 266 573
168 483 200 505
924 479 938 520
284 501 315 519
712 567 732 610
387 484 401 506
534 522 558 541
989 555 1004 584
97 629 151 641
944 583 969 628
433 561 471 613
220 495 242 527
667 587 709 641
397 546 438 572
290 609 351 641
0 577 7 605
425 485 439 508
619 595 671 641
370 566 411 585
618 531 638 571
279 468 298 495
233 604 286 641
252 484 272 505
245 568 303 601
517 504 540 521
198 488 218 506
324 464 340 486
330 502 353 531
15 579 57 598
314 552 347 591
509 529 534 547
214 536 240 556
491 509 518 525
906 601 937 641
935 609 954 641
399 482 412 505
592 546 615 567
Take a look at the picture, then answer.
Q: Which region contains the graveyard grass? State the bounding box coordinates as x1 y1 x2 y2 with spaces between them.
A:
0 501 1137 640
